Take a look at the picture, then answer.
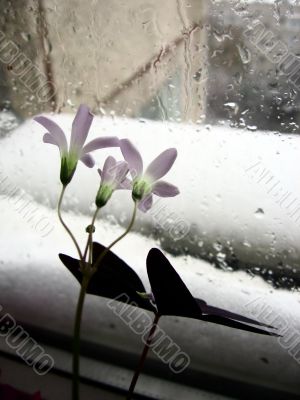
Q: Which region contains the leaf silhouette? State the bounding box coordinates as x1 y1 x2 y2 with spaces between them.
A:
59 242 155 312
146 248 279 336
195 299 274 328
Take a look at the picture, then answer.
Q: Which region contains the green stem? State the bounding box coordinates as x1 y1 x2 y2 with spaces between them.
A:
71 202 137 400
63 197 136 400
93 201 137 272
58 185 83 260
83 208 100 262
126 314 161 400
57 185 89 400
72 273 90 400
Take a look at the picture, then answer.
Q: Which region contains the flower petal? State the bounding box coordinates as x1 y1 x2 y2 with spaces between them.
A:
82 136 120 154
101 156 117 183
118 177 132 190
70 104 94 154
138 193 153 212
145 148 177 181
34 116 68 153
101 157 129 188
43 133 58 146
114 161 129 187
120 139 143 178
80 153 95 168
152 180 179 197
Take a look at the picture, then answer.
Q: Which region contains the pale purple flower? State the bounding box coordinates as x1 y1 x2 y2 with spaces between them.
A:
120 139 179 212
34 104 119 185
96 156 130 208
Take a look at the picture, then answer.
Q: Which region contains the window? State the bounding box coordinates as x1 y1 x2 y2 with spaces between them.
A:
0 1 299 399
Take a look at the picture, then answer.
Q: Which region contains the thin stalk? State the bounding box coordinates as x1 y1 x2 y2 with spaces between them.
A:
83 207 100 262
126 313 161 400
57 185 88 400
72 274 90 400
58 185 83 260
93 201 137 272
71 202 136 400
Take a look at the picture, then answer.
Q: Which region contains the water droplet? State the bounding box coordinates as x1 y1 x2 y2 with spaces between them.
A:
236 44 251 64
0 111 19 137
247 125 258 131
20 32 31 42
234 74 242 86
66 98 75 107
255 208 264 218
224 102 239 115
213 30 233 42
216 252 226 261
241 108 249 115
243 241 251 248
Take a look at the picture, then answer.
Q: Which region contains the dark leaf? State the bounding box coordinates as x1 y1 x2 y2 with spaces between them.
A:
59 242 155 312
147 248 279 336
199 314 279 336
146 248 201 319
195 299 275 329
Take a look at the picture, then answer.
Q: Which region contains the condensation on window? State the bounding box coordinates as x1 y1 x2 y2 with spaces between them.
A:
1 1 300 288
1 4 300 397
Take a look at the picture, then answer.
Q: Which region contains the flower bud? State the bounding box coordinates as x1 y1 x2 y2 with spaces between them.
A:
132 179 152 201
95 184 114 208
60 156 77 185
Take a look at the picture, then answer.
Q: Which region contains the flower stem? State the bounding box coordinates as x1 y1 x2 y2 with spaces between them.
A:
126 313 160 400
57 185 89 400
83 207 100 262
71 202 137 400
93 201 137 271
72 273 90 400
58 185 83 260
